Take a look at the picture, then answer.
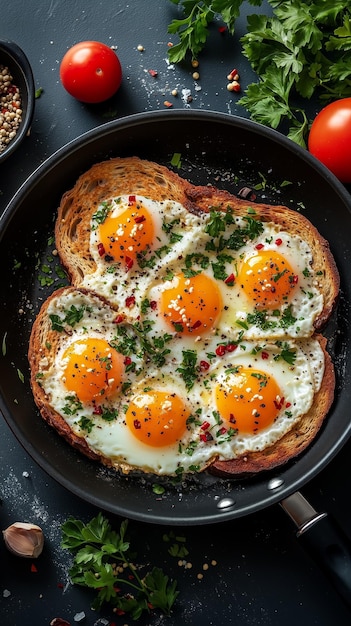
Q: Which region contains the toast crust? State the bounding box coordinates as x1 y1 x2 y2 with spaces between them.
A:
27 157 340 478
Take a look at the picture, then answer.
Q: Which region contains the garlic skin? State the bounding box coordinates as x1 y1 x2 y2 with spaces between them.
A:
3 522 44 558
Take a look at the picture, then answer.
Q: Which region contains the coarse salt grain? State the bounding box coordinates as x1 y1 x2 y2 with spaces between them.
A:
73 612 85 622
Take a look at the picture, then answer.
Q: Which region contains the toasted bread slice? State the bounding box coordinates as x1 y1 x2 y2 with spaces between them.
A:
55 157 339 331
28 287 121 468
210 335 335 477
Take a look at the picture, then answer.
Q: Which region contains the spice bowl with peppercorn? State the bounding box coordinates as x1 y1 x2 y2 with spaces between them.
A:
0 40 35 162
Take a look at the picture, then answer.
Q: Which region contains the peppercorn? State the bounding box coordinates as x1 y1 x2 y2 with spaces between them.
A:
0 65 22 154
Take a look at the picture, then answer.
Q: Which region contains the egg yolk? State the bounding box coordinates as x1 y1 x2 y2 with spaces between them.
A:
160 272 222 335
215 366 282 435
238 250 296 309
125 390 190 447
98 199 154 264
62 338 124 403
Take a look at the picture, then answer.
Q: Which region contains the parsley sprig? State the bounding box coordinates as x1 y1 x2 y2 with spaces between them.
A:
167 0 262 63
61 514 179 618
167 1 351 146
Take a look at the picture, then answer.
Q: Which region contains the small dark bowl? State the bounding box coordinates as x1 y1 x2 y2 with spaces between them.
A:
0 40 35 162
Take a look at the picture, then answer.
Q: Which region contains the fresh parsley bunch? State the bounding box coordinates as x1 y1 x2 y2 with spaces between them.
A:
61 513 179 619
167 0 351 146
167 0 262 63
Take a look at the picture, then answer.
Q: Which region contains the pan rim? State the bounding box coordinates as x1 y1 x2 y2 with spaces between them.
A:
1 109 351 525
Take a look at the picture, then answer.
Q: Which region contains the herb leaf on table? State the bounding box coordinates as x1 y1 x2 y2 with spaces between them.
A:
61 513 179 618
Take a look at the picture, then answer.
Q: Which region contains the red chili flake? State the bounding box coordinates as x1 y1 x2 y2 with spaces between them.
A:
148 69 158 77
216 345 226 356
274 397 285 410
286 402 292 408
134 214 146 223
113 314 125 324
275 238 283 246
200 431 214 442
218 426 227 435
229 414 236 423
125 295 135 308
97 243 106 257
57 582 64 589
224 273 235 286
226 343 237 353
133 419 141 430
292 275 299 284
128 194 136 203
255 243 264 250
93 405 103 415
150 300 157 310
147 602 155 610
164 100 173 108
199 360 210 371
218 26 227 33
201 421 211 431
31 563 38 573
261 351 269 360
124 356 132 366
125 256 134 271
115 608 126 616
191 319 202 330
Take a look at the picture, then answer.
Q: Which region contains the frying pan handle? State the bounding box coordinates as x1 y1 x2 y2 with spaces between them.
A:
297 513 351 608
281 492 351 608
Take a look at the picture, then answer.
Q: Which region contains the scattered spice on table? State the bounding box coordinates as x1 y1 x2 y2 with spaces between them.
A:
0 65 22 154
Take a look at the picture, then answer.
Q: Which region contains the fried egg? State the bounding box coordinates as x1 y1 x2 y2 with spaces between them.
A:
37 288 325 476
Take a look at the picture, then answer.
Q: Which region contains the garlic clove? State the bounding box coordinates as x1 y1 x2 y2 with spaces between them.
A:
3 522 44 558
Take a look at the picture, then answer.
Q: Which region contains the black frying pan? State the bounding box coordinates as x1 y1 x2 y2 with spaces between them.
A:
1 111 351 600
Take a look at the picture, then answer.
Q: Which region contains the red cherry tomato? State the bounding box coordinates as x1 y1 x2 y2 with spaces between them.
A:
60 41 122 103
308 98 351 183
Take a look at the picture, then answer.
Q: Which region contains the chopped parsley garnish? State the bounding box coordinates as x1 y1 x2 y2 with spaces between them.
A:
246 310 277 331
63 395 83 415
205 209 264 253
49 304 88 332
91 201 111 228
77 416 94 433
112 321 172 368
211 253 235 281
99 406 119 421
280 305 297 328
251 371 268 388
274 342 297 365
176 349 198 391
